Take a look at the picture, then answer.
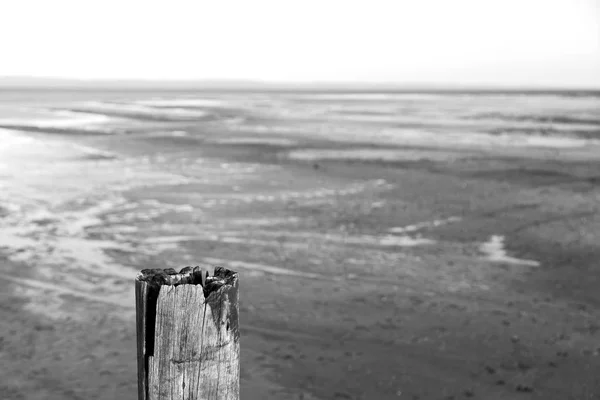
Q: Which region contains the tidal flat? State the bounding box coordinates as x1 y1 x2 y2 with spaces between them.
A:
1 90 600 399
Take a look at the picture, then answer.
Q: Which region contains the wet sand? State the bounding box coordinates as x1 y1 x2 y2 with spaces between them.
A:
2 99 600 399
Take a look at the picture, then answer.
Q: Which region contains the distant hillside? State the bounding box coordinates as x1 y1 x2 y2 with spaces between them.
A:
0 76 266 90
0 76 452 90
0 76 598 93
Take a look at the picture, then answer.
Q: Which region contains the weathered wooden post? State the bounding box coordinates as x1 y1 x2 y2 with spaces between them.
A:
135 266 240 400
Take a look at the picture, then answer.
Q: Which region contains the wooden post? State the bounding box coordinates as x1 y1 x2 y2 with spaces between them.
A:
135 266 240 400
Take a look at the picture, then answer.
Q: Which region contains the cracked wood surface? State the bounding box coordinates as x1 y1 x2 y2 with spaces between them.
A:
136 267 239 400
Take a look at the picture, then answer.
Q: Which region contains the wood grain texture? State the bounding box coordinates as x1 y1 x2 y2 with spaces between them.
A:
136 266 239 400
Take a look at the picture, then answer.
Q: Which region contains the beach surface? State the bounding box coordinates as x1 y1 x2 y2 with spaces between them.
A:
1 89 600 399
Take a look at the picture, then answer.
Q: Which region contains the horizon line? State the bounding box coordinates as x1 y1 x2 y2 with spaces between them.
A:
1 75 599 91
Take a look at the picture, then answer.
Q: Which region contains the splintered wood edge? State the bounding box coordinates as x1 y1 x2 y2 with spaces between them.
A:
136 265 238 298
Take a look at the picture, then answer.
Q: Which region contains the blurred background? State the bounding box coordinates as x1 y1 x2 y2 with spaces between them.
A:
0 1 599 399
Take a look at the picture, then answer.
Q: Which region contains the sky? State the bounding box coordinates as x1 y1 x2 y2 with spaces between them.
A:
0 0 599 87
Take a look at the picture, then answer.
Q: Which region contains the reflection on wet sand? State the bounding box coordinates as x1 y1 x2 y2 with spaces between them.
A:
2 91 600 400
